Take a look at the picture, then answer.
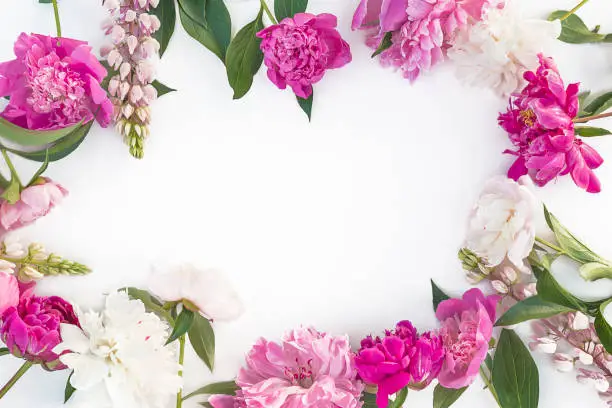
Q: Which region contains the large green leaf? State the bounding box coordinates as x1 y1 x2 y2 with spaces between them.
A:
0 117 82 146
532 264 589 313
152 0 177 56
152 80 177 97
388 387 408 408
548 11 606 44
495 295 573 327
274 0 308 22
189 313 215 371
183 380 238 401
433 384 467 408
595 299 612 353
0 347 9 357
575 126 612 137
166 308 195 344
296 92 313 121
492 329 539 408
372 32 393 58
179 0 207 26
120 287 174 324
580 91 612 117
225 9 264 99
7 121 93 163
178 1 223 61
431 279 450 312
204 0 231 59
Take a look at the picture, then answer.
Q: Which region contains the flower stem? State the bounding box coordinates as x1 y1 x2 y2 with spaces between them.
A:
259 0 278 25
574 111 612 124
0 361 33 399
479 365 502 407
1 150 22 188
535 236 565 254
51 0 62 39
176 335 186 408
560 0 590 21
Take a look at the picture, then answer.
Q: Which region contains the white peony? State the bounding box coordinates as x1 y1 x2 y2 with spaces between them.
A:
449 2 561 97
148 263 244 321
466 176 537 271
54 292 182 408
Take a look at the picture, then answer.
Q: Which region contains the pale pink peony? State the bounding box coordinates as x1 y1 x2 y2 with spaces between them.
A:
210 327 363 408
352 0 491 81
0 272 19 316
0 33 113 130
0 178 68 231
0 292 79 370
209 392 247 408
436 288 499 389
257 13 352 99
499 54 603 193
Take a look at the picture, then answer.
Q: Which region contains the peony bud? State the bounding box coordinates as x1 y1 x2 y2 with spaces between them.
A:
553 353 574 372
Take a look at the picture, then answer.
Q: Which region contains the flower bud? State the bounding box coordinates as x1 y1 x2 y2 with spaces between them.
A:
110 25 126 44
122 103 135 119
130 85 144 103
119 81 130 100
577 368 610 392
500 266 518 284
0 260 16 275
530 337 557 354
120 62 131 80
125 9 137 22
553 353 574 372
491 280 509 294
570 312 590 331
127 35 139 55
108 76 120 96
18 265 44 282
458 248 492 278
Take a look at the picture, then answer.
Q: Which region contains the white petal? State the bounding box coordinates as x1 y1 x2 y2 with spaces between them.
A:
61 354 109 390
54 324 90 354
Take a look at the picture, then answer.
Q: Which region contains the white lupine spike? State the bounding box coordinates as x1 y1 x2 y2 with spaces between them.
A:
134 125 142 137
150 15 161 31
142 84 157 103
104 0 120 10
110 25 126 44
553 353 574 372
107 49 122 69
140 13 152 30
122 104 135 119
130 85 144 103
138 0 147 8
571 312 590 331
491 280 508 294
119 82 131 100
150 0 160 7
120 62 131 80
136 107 148 122
127 35 139 55
108 77 120 96
20 266 44 281
125 10 137 22
124 122 132 137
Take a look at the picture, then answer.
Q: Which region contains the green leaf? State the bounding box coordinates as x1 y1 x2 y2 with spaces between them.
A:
189 313 215 371
595 299 612 353
0 117 82 146
388 387 408 408
580 262 612 281
548 10 605 44
296 92 313 121
200 403 214 408
6 121 93 163
225 9 264 99
543 205 609 266
183 381 238 401
39 0 52 3
179 0 207 26
495 295 573 327
532 263 589 313
361 392 388 408
0 347 9 356
65 372 76 403
431 279 450 312
152 80 177 97
274 0 308 22
492 329 539 408
204 0 232 59
0 177 20 205
580 91 612 117
120 287 174 324
27 150 49 187
166 308 195 344
433 384 467 408
485 353 493 372
178 1 223 61
372 32 393 58
575 126 612 137
152 0 177 56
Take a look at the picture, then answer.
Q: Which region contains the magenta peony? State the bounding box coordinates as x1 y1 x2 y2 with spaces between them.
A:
499 54 603 193
0 293 79 370
436 288 499 389
0 177 68 231
0 272 19 316
352 0 490 81
354 321 444 407
210 327 363 408
0 33 113 130
257 13 352 99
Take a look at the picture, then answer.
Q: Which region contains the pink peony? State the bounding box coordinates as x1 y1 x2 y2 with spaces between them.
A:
209 391 247 408
0 272 19 316
352 0 490 81
0 177 68 231
436 288 499 389
499 54 603 193
0 293 79 370
257 13 352 99
210 327 363 408
0 33 113 130
354 321 444 407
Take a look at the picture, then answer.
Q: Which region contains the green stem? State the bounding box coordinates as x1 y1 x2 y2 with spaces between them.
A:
479 366 502 407
560 0 590 21
51 0 62 39
1 150 22 187
176 335 186 408
535 236 565 254
259 0 277 24
574 111 612 124
0 361 33 399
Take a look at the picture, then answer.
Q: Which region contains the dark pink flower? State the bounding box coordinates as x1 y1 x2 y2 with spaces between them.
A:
436 288 499 389
0 177 68 231
354 321 444 407
0 293 79 370
499 54 603 193
352 0 490 81
0 33 113 130
257 13 352 99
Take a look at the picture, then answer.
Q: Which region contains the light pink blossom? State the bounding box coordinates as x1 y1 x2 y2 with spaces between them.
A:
0 178 68 231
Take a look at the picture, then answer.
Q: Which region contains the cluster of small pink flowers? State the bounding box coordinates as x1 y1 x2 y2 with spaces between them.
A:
530 312 612 405
101 0 161 158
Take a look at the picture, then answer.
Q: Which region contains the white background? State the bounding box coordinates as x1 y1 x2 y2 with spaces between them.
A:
1 0 612 407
